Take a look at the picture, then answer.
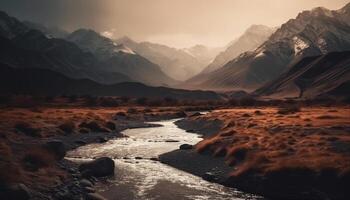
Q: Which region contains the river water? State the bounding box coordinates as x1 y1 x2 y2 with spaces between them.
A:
67 119 261 200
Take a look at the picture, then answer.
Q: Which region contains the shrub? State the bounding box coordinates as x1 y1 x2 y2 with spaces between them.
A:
0 142 22 184
127 108 138 114
277 104 301 115
99 97 119 107
136 97 148 106
58 121 75 134
79 121 110 132
22 147 55 171
239 97 257 107
84 96 98 107
14 122 41 137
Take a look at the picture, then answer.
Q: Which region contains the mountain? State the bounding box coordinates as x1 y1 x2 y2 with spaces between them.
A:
115 37 211 81
0 10 132 84
67 29 177 86
182 44 223 68
0 62 221 100
183 3 350 92
23 21 69 38
254 51 350 99
201 25 275 74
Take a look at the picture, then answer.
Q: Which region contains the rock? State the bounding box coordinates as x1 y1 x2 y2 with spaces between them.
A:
79 157 115 177
80 179 93 187
165 139 179 142
202 172 216 182
0 184 30 200
86 193 106 200
176 111 187 117
105 121 116 130
43 140 66 160
135 156 143 160
75 140 87 145
79 121 110 132
150 157 159 161
97 137 108 143
179 144 193 150
84 187 95 193
190 112 202 117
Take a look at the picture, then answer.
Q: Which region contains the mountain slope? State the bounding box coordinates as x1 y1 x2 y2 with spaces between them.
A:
0 10 132 84
0 63 221 100
184 3 350 91
202 25 275 74
182 44 223 68
67 29 177 86
254 51 350 99
23 21 69 38
115 37 210 81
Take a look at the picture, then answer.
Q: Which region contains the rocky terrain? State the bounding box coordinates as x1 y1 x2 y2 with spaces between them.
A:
0 101 190 200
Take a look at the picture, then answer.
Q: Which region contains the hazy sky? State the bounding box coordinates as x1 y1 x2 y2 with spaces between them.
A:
0 0 348 48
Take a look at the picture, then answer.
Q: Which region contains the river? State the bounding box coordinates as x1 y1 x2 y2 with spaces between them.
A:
67 119 261 200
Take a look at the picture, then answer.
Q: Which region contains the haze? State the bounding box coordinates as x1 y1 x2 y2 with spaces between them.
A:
0 0 348 48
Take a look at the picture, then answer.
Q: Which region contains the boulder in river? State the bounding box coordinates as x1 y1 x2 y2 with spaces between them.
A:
179 144 193 150
79 157 115 177
43 140 66 160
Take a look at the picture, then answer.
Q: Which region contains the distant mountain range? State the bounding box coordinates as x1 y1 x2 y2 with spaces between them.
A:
0 11 133 85
115 37 221 81
254 51 350 99
0 62 220 100
183 3 350 92
67 29 177 86
202 25 276 74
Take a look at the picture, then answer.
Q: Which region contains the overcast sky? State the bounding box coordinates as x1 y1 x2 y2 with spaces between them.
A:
0 0 348 48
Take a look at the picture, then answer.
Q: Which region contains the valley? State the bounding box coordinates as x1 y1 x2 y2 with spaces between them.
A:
0 1 349 200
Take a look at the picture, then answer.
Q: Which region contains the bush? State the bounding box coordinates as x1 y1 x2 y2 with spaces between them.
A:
277 104 301 115
22 147 55 171
0 142 22 184
84 96 98 107
14 122 41 137
99 97 119 107
239 97 257 107
127 108 138 114
58 121 75 134
136 97 148 106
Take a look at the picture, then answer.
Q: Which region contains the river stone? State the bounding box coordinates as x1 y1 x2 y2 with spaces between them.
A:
80 179 93 187
79 157 115 177
86 193 107 200
0 184 30 200
179 144 193 150
43 140 66 160
202 172 217 182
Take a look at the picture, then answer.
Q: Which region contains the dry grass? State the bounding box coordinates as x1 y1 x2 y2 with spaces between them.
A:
192 107 350 178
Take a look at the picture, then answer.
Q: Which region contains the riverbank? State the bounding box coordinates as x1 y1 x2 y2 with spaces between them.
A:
0 106 188 199
160 106 350 200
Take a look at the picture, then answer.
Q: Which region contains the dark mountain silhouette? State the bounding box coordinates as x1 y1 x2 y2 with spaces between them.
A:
0 10 132 84
0 62 220 100
254 51 350 99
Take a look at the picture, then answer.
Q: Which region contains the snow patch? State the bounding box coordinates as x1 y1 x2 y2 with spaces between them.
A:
317 38 328 54
293 36 309 55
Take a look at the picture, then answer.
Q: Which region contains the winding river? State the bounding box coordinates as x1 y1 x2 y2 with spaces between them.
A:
67 119 261 200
